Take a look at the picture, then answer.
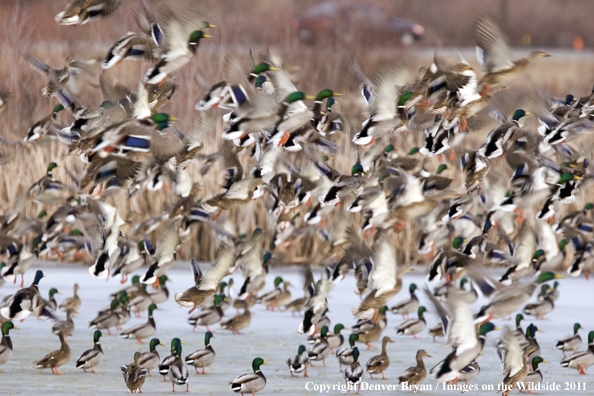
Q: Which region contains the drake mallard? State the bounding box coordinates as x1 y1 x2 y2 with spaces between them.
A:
365 336 393 379
120 303 159 344
158 338 180 380
556 323 583 357
185 331 216 374
34 332 71 375
0 270 52 321
230 357 269 395
0 321 18 370
25 104 65 142
498 327 537 396
75 330 103 373
522 293 555 319
560 331 594 374
188 294 224 332
168 338 189 392
517 356 548 391
138 338 164 376
344 347 364 394
89 298 121 335
396 306 428 338
121 352 148 394
308 325 332 367
59 283 81 312
398 349 431 392
287 344 310 377
391 283 420 320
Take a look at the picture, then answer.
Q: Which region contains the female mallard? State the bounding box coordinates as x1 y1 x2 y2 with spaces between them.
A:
59 283 81 312
35 332 71 375
75 330 103 373
55 0 122 25
461 150 490 192
308 326 331 367
52 308 76 337
517 356 548 390
168 338 189 392
522 294 554 320
398 349 431 392
174 243 236 313
396 306 428 338
336 334 359 372
230 357 270 395
220 301 251 335
188 294 224 332
120 303 159 344
391 283 419 320
121 352 148 394
0 321 18 369
287 344 310 377
556 323 583 357
560 331 594 374
428 322 444 343
185 331 216 374
138 338 164 376
365 336 394 379
344 347 364 394
498 327 537 396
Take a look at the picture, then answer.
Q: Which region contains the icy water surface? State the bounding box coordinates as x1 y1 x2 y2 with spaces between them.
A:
0 262 593 395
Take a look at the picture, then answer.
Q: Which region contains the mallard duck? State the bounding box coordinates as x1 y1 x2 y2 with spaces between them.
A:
89 299 121 335
523 293 555 319
168 338 189 392
26 162 75 200
145 6 214 84
428 322 444 343
461 150 489 192
257 276 284 309
174 244 236 313
0 270 50 321
287 344 310 377
25 54 72 97
0 321 18 369
556 323 583 357
148 275 170 304
55 0 122 25
47 288 61 310
35 332 71 375
220 301 251 335
498 327 537 396
52 308 76 337
479 109 530 158
75 330 103 373
230 357 269 395
391 283 420 320
354 306 388 350
59 283 81 312
398 349 431 392
352 231 414 320
111 239 144 284
344 347 364 394
396 306 428 338
560 331 594 374
138 338 164 376
188 294 224 332
513 314 528 347
120 303 159 344
128 284 152 317
474 17 551 87
121 352 148 394
308 325 331 367
473 271 564 322
365 336 393 379
517 356 548 391
25 104 65 141
458 360 480 385
158 338 180 380
185 331 216 374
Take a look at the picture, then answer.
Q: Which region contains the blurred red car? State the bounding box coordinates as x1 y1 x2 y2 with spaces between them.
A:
293 1 424 45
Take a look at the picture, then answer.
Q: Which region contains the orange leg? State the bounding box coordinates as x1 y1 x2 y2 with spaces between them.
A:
514 207 524 224
201 365 208 374
382 371 387 380
449 148 456 160
212 210 222 221
366 342 377 350
304 366 308 377
578 364 587 375
90 364 96 373
120 274 128 284
136 338 145 344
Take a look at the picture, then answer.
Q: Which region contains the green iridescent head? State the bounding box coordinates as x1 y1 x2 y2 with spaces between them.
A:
559 239 568 250
149 338 164 352
535 271 564 284
379 306 388 315
252 357 269 372
93 330 102 343
452 237 465 250
588 331 594 345
556 172 582 184
33 270 44 286
53 104 65 113
273 276 283 287
574 323 583 335
314 89 340 102
297 344 306 355
327 97 337 108
515 314 524 327
188 30 211 45
219 281 227 293
214 294 224 306
255 75 267 88
408 147 420 155
384 144 395 153
49 288 59 299
526 323 541 338
398 91 413 107
532 249 545 260
333 324 346 334
148 304 158 316
531 356 547 370
479 322 499 336
1 321 16 335
172 338 182 356
351 163 364 176
205 331 214 346
585 203 594 211
409 283 417 293
251 63 276 75
320 325 329 338
437 164 448 174
150 113 177 124
283 91 312 104
47 162 58 174
512 109 528 122
348 333 359 346
417 306 428 318
119 291 129 304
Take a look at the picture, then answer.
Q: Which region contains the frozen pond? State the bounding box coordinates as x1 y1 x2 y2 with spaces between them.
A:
0 262 593 395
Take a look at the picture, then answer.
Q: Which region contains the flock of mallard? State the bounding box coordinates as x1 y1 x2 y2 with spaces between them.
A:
0 0 594 394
